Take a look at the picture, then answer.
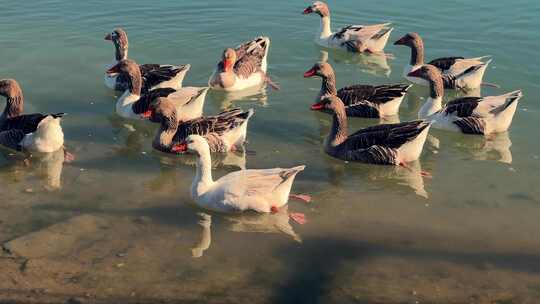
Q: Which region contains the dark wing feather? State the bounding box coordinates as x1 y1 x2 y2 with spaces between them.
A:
344 102 380 118
140 64 188 92
132 88 177 114
343 145 397 165
1 114 48 133
173 108 252 142
338 84 410 106
233 37 267 78
346 120 429 150
428 57 464 72
0 129 25 151
453 117 485 134
444 97 482 117
332 25 363 40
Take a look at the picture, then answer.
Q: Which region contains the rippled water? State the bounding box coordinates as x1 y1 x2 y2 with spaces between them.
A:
1 0 539 302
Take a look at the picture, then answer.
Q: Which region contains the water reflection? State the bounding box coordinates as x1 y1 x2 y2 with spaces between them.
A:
192 208 301 258
454 132 513 164
319 50 392 77
210 86 268 110
0 148 67 191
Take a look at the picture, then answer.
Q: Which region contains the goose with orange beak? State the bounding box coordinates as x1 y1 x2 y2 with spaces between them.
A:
303 62 410 118
147 97 254 154
107 59 208 121
209 37 277 91
104 28 190 92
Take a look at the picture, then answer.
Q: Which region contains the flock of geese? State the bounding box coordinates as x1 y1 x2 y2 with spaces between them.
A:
0 1 523 222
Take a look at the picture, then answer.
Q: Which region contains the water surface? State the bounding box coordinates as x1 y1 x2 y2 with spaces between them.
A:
0 0 539 302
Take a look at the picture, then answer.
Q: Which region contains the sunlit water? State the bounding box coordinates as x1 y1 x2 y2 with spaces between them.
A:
0 0 539 302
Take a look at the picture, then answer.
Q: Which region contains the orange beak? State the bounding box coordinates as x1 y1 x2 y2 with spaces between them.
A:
310 102 325 111
104 33 112 41
303 67 317 78
303 7 313 14
171 142 187 153
223 58 233 71
106 64 120 75
407 69 422 77
140 110 152 119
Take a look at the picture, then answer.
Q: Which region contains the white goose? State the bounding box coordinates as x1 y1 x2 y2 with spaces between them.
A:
409 65 522 135
394 32 491 90
178 135 308 213
302 1 393 53
0 79 65 153
104 28 190 92
209 37 273 92
107 59 208 121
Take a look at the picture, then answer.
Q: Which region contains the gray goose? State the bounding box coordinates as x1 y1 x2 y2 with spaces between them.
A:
104 28 190 93
107 59 208 122
148 97 254 153
394 32 491 90
304 62 411 118
408 65 522 135
0 79 65 153
322 95 430 165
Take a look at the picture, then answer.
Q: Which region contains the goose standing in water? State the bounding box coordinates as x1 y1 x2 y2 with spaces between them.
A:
107 59 208 121
209 37 277 91
394 33 491 90
302 1 393 53
148 97 254 154
304 62 410 118
320 95 430 165
0 79 66 153
408 65 522 135
104 28 190 92
177 135 310 214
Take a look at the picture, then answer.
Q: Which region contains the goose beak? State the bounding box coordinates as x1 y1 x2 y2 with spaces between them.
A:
393 36 407 45
104 33 112 41
171 143 187 153
141 110 152 119
303 6 313 14
303 67 317 78
310 102 325 111
106 64 120 75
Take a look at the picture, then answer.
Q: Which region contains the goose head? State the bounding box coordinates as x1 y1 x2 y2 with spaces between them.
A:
221 48 237 72
106 59 142 94
407 64 441 82
394 32 423 48
105 28 129 60
408 65 444 98
319 95 344 112
303 1 330 17
149 97 177 125
0 79 22 99
303 62 334 79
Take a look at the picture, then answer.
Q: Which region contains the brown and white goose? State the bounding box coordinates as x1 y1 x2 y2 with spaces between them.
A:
0 79 65 153
321 95 430 165
408 65 522 135
304 62 410 118
104 28 190 92
148 97 254 154
394 32 491 90
107 59 208 121
302 1 393 53
209 37 274 92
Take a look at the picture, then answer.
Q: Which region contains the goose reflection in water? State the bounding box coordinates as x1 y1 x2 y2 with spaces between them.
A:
455 131 513 164
191 208 301 258
210 85 268 110
319 50 392 78
0 148 70 191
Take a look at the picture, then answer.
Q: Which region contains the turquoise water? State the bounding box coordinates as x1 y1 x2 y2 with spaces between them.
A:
1 0 540 302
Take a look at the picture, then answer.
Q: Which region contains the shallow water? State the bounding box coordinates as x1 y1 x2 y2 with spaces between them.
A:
1 0 540 302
